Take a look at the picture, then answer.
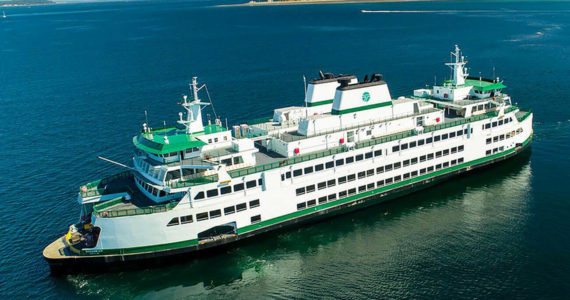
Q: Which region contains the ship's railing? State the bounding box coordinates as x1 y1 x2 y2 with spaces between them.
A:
245 115 274 125
80 171 133 198
93 200 179 218
166 175 218 189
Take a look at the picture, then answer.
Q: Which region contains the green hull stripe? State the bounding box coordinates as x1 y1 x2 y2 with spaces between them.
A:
307 99 334 107
84 135 531 256
332 101 392 115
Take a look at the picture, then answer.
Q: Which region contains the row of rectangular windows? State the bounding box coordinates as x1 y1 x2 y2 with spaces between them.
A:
281 149 383 180
295 145 464 196
485 128 524 145
486 146 505 156
135 177 167 198
392 129 471 153
166 199 260 226
296 157 465 210
482 117 513 130
194 179 263 200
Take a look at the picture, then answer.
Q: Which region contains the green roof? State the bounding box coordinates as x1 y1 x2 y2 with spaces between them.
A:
133 124 226 155
465 79 506 91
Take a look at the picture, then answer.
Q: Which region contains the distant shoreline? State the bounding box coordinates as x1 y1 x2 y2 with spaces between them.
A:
218 0 439 8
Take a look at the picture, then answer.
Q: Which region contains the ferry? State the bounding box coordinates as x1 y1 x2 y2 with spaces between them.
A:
43 46 533 273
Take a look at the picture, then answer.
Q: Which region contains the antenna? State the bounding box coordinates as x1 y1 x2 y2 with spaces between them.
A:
303 75 308 118
492 66 496 82
144 110 148 126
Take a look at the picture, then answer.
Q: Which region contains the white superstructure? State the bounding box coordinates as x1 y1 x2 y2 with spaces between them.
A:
44 46 533 268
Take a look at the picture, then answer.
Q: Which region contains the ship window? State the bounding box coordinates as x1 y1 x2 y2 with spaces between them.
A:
220 186 231 195
285 172 291 179
403 173 410 180
355 154 364 161
458 158 464 163
365 152 373 159
167 217 179 227
367 183 375 190
376 166 384 173
221 158 232 166
457 130 463 136
315 164 324 171
374 149 382 156
233 183 244 192
152 188 158 196
249 199 260 208
180 215 193 224
197 212 209 221
436 151 442 158
411 158 418 164
258 178 263 186
427 166 434 172
346 156 354 164
182 168 195 177
319 196 328 204
500 134 505 141
493 136 499 142
224 206 235 215
304 166 314 174
358 171 365 179
409 141 417 148
403 160 410 167
326 161 334 169
492 121 498 127
486 138 492 144
359 185 366 192
427 153 434 160
420 155 427 162
207 189 219 198
367 169 374 177
306 184 315 193
420 168 426 174
443 149 449 156
234 156 243 165
443 162 450 168
165 170 181 181
485 123 491 129
458 145 464 152
401 143 408 150
246 180 257 188
366 130 372 136
499 146 505 151
336 159 344 166
281 174 285 181
451 159 457 166
426 137 433 144
209 209 221 219
411 171 418 177
418 139 425 146
318 182 327 190
338 176 347 184
394 175 401 182
296 187 306 196
450 132 456 138
394 162 401 169
339 191 347 198
436 164 442 170
159 190 166 197
327 179 336 187
442 133 448 140
392 145 400 152
451 147 457 154
385 164 393 171
385 178 393 184
348 188 356 195
307 199 316 207
347 174 356 181
251 215 261 224
434 135 441 142
499 120 504 126
236 203 247 212
377 180 385 187
328 194 337 201
293 169 302 177
297 202 306 210
194 192 205 200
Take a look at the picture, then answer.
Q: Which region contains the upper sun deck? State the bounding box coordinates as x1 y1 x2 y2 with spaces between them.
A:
133 124 227 155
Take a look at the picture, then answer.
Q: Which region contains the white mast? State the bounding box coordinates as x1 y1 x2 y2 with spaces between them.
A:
445 45 469 86
178 76 210 134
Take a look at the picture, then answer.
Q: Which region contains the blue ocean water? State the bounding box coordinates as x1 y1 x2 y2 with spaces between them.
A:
0 0 569 298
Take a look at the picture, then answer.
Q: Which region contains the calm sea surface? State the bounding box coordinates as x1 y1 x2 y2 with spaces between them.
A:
1 0 569 298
